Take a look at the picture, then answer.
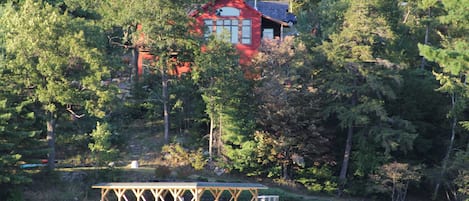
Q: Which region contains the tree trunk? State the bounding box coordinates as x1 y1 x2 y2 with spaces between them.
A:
338 123 353 195
282 150 290 180
46 111 56 170
433 93 458 200
209 112 214 161
338 92 357 196
162 66 169 144
421 8 431 70
217 112 222 157
131 48 139 84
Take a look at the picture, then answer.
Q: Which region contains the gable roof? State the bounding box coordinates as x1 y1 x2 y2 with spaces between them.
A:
190 0 262 17
245 0 290 22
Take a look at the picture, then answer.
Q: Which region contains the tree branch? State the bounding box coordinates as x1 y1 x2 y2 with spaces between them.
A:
66 104 85 119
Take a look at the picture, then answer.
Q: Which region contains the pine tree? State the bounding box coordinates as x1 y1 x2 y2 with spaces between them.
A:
98 0 206 144
193 36 255 164
0 42 42 197
418 0 469 198
318 0 417 194
0 0 114 169
0 98 42 199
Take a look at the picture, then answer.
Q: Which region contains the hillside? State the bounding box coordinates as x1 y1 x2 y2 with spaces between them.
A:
20 118 341 201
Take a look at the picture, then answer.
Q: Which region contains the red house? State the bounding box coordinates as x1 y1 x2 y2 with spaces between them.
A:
193 0 292 64
137 0 292 77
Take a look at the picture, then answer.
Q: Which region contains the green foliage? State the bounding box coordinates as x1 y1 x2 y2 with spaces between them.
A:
88 122 118 166
418 0 469 199
296 0 348 40
370 162 422 201
445 150 469 200
0 97 41 199
194 36 256 165
318 0 417 185
1 0 115 169
161 143 207 170
386 69 447 165
297 164 338 194
0 99 35 184
168 76 207 143
0 0 468 199
1 0 113 115
190 148 207 170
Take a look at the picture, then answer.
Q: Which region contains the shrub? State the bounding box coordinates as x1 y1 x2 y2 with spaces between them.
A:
296 164 337 194
190 148 207 170
88 122 119 167
370 162 422 201
161 143 207 170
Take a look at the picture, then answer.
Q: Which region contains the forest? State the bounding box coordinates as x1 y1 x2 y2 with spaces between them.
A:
0 0 468 200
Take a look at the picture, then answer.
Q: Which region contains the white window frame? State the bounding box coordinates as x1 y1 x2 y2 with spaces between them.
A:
263 28 274 40
242 19 252 44
203 18 252 45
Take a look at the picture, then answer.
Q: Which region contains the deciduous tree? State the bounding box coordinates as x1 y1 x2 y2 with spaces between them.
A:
251 37 329 179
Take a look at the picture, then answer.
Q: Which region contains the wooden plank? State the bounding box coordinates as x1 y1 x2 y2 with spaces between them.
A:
131 188 146 201
149 189 166 201
190 188 204 201
92 181 268 201
100 188 110 201
113 188 128 201
168 188 185 201
228 189 242 201
249 189 259 201
92 182 267 190
209 189 224 201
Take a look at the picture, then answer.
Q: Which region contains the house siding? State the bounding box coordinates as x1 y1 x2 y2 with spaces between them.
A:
193 0 262 65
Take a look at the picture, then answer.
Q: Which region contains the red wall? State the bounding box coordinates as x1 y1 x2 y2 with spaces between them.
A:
137 0 262 77
193 0 262 65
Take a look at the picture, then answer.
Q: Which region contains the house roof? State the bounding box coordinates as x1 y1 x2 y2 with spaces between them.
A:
189 0 262 18
245 0 291 22
262 14 289 27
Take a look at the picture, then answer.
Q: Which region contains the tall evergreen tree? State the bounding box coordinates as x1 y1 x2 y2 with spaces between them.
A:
0 98 41 199
1 17 42 196
98 0 207 144
138 0 206 143
0 0 114 169
193 36 255 164
0 55 43 198
318 0 417 194
418 0 469 198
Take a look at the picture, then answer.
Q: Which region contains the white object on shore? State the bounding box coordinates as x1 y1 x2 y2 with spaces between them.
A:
130 160 139 169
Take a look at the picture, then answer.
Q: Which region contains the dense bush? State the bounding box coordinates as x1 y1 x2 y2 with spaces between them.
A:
296 164 338 194
161 143 207 170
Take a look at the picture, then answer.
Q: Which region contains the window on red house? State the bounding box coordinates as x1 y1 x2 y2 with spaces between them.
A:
241 19 251 44
204 19 214 38
203 18 251 45
216 19 238 43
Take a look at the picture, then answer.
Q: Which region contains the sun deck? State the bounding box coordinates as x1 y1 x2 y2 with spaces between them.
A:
92 182 268 201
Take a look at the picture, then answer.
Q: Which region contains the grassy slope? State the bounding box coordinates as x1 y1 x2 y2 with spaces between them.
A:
22 119 361 201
